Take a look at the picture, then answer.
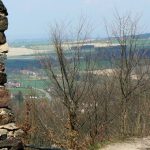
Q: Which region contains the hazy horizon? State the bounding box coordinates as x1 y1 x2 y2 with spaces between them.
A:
3 0 150 41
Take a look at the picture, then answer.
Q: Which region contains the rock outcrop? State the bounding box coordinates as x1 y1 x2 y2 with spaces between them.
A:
0 1 24 149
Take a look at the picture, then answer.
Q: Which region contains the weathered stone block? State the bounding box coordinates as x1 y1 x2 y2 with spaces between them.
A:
0 108 14 125
0 139 24 149
0 32 6 45
0 87 10 108
14 129 24 138
0 1 8 16
0 54 6 64
0 63 4 72
7 131 14 139
0 123 19 131
0 43 8 53
0 88 9 97
0 15 8 31
0 88 10 108
0 72 7 85
0 99 10 109
0 129 7 140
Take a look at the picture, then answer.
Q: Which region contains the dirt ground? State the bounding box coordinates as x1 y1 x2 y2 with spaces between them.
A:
101 137 150 150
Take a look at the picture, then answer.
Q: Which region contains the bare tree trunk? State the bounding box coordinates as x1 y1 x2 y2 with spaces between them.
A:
120 99 128 137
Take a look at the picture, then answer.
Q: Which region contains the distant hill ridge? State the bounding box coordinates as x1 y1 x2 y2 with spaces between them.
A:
136 33 150 39
8 33 150 48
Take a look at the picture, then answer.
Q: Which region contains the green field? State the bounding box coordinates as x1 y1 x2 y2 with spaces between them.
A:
8 71 51 96
9 87 31 94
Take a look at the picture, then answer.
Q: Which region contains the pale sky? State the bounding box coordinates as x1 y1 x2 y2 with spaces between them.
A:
3 0 150 40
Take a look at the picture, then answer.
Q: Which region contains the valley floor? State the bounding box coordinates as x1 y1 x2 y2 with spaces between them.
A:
7 47 51 58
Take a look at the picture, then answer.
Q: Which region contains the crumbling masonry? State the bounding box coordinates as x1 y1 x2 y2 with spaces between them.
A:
0 1 24 149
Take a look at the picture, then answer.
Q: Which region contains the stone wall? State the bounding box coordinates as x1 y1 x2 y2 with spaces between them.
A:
0 1 24 149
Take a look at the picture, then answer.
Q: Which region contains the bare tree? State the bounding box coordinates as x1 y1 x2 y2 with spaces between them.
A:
107 13 150 137
39 20 94 149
